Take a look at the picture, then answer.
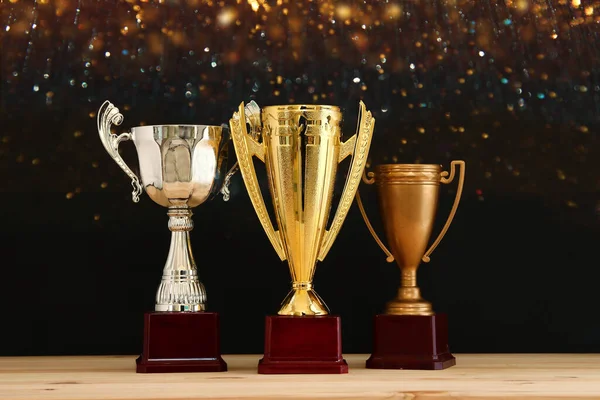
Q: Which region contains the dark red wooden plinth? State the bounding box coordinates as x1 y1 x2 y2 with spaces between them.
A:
136 312 227 373
258 315 348 374
366 313 456 370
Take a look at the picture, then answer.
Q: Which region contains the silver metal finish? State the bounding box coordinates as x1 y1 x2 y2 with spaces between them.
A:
97 102 143 203
216 100 258 200
97 100 232 312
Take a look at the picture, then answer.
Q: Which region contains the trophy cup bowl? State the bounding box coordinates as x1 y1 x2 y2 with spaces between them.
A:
357 161 465 370
97 100 230 373
229 101 375 374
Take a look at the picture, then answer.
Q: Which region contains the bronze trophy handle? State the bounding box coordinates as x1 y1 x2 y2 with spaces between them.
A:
422 160 465 262
356 171 395 262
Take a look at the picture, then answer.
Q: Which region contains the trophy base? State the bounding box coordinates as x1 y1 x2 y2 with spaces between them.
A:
136 312 227 373
258 315 348 374
366 313 456 370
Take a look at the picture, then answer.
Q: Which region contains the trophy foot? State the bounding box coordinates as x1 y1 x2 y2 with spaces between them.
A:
385 286 434 316
155 272 207 312
154 303 205 312
385 299 434 316
278 285 330 316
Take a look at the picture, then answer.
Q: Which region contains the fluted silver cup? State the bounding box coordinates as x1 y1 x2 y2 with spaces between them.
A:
97 100 234 312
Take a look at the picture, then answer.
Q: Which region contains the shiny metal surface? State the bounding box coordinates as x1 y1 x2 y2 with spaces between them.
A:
97 100 231 312
357 161 465 316
230 101 375 316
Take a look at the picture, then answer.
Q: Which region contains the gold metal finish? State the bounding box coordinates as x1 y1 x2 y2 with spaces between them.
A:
357 161 465 316
356 190 394 263
230 101 375 316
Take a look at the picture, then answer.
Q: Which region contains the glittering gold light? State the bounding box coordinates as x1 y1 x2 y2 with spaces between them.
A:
516 0 529 13
386 3 402 19
217 7 238 27
335 4 352 20
248 0 270 12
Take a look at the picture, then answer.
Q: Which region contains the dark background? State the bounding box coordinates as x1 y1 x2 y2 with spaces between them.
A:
1 0 599 356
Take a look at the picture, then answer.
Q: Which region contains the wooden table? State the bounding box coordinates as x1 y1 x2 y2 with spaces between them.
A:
1 354 599 399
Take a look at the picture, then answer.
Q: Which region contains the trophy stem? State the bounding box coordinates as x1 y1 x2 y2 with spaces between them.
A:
401 269 417 288
155 207 206 312
385 267 434 316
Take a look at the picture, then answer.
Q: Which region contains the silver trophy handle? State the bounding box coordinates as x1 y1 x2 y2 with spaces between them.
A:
244 100 262 141
218 101 259 201
219 162 239 201
97 100 143 203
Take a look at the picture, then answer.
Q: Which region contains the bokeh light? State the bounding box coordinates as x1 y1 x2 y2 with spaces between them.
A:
1 0 599 224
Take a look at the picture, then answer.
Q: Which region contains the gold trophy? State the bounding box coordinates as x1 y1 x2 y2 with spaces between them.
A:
229 101 374 374
357 161 465 370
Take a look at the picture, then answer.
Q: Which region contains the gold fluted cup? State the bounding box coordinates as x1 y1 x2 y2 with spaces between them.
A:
230 101 375 316
358 161 465 315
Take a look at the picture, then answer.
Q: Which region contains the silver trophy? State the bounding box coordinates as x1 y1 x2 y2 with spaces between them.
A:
97 100 234 312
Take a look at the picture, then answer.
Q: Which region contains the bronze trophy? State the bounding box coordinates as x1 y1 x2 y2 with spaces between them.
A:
357 161 465 369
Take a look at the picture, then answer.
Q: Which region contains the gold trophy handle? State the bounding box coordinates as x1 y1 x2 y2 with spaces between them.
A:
422 160 465 262
317 101 375 261
229 102 286 261
97 100 143 203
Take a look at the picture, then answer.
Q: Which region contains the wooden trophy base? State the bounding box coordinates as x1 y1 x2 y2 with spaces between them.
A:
366 313 456 370
136 312 227 373
258 315 348 374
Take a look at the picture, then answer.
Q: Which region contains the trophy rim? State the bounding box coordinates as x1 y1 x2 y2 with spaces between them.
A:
262 104 341 112
376 163 442 170
373 164 442 184
131 124 223 129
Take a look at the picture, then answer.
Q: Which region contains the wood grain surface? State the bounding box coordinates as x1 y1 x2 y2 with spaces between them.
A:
1 354 599 399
